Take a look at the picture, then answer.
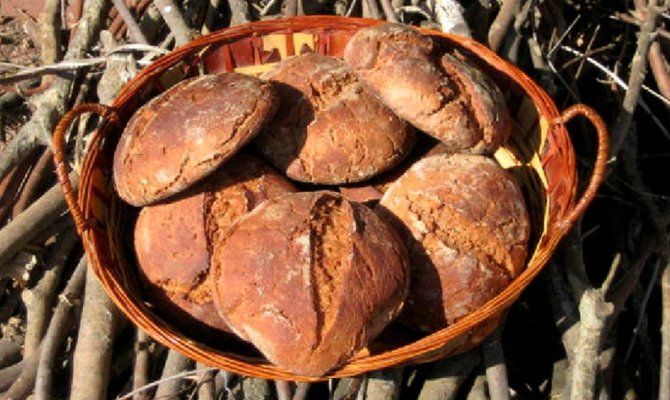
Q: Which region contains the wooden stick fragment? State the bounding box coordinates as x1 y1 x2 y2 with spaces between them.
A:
365 368 403 400
132 330 151 400
418 349 480 400
243 377 272 399
275 380 292 400
153 350 193 399
487 0 520 52
110 0 149 44
194 362 215 400
69 271 121 400
0 339 21 370
482 329 510 400
154 0 197 46
660 260 670 400
34 256 88 400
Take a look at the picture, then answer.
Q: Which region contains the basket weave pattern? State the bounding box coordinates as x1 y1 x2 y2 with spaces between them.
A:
52 16 608 381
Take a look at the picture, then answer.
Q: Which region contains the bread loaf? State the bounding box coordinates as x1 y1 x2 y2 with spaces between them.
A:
255 53 416 184
114 73 279 206
343 23 510 155
212 191 410 376
134 154 295 337
378 154 530 332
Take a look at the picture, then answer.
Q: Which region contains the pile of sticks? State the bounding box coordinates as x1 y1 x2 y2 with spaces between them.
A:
0 0 669 399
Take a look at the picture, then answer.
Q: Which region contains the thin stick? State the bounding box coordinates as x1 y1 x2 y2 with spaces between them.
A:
194 363 215 400
363 0 382 19
34 256 88 400
660 259 670 400
649 41 670 104
69 271 121 400
110 0 149 44
12 149 54 218
610 0 668 156
229 0 250 26
275 380 292 400
0 361 23 392
154 350 193 399
0 173 79 276
154 0 196 46
293 382 311 400
365 368 403 400
243 377 272 399
379 0 398 21
118 368 214 400
482 329 510 400
487 0 520 52
132 330 151 400
418 349 480 400
22 227 78 357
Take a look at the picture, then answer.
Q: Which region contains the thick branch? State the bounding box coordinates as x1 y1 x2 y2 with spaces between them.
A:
110 0 149 44
482 329 509 400
154 0 197 46
69 271 121 400
366 368 403 400
418 349 480 400
154 350 193 399
132 330 151 400
488 0 520 52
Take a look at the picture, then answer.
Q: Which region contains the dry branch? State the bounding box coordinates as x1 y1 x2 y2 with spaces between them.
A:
0 339 21 370
0 0 111 183
649 41 670 104
365 368 403 400
154 350 193 399
380 0 398 22
12 149 54 218
69 271 121 400
195 362 215 400
0 172 79 276
661 259 670 400
487 0 520 52
293 382 310 400
610 0 668 156
0 362 23 392
418 349 480 400
22 226 78 357
110 0 149 44
482 329 509 400
34 256 88 400
132 330 151 400
243 377 272 399
275 380 292 400
154 0 197 46
229 0 251 26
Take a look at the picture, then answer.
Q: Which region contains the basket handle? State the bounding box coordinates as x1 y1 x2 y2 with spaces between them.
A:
552 104 609 232
53 103 120 235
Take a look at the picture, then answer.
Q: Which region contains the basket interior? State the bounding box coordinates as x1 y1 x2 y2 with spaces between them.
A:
77 17 576 380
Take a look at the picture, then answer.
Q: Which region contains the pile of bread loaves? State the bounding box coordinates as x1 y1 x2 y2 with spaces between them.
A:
113 23 531 377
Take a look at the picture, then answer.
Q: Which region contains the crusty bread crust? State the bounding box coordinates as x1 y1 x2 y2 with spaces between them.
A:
378 154 530 331
255 54 416 184
114 73 279 206
134 154 295 336
211 191 410 376
344 23 510 155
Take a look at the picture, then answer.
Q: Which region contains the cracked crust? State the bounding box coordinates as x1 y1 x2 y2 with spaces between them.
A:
254 54 416 184
211 191 410 376
343 23 510 155
114 73 279 206
378 154 530 332
134 154 295 336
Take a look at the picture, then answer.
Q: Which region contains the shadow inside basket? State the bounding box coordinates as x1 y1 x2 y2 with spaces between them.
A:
83 27 551 368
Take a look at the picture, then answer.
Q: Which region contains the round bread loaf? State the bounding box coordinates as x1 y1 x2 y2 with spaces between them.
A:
255 53 416 184
114 73 279 206
378 154 530 332
212 191 410 376
343 23 510 155
134 154 295 337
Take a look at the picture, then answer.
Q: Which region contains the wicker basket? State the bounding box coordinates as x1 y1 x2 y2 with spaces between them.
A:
52 16 608 381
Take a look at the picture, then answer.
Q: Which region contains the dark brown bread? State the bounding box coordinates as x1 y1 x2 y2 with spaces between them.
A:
134 155 295 337
212 191 410 376
114 73 279 206
343 23 510 155
378 154 530 332
255 53 416 184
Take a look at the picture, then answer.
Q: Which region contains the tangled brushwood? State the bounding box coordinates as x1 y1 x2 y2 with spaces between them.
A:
0 0 669 399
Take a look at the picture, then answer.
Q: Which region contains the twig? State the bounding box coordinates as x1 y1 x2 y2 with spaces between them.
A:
110 0 149 44
333 377 363 400
487 0 520 52
154 350 193 399
34 256 88 400
229 0 251 26
379 0 398 21
154 0 197 46
363 0 382 19
293 382 311 400
661 258 670 400
69 271 121 400
243 377 272 399
610 0 668 157
482 329 510 400
275 380 292 400
38 0 61 75
0 173 79 276
0 0 110 184
365 368 403 400
0 340 21 370
418 349 480 400
22 226 78 357
0 361 23 392
132 330 151 400
0 350 40 400
194 363 215 400
649 41 670 105
12 149 54 218
117 368 214 400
